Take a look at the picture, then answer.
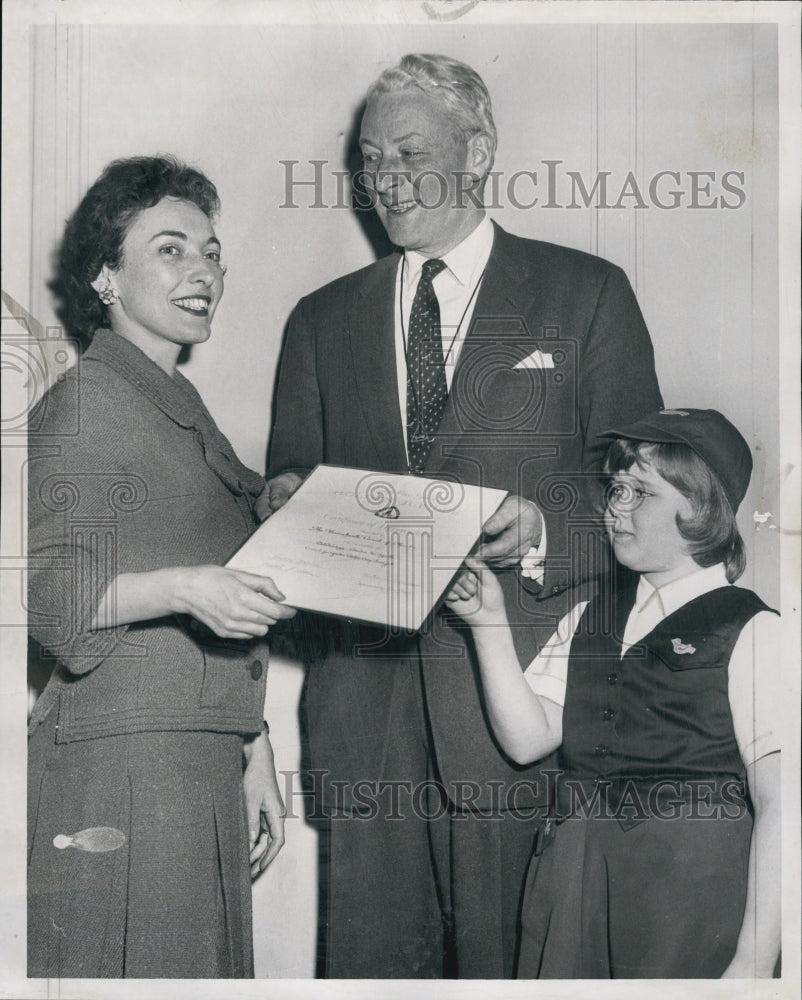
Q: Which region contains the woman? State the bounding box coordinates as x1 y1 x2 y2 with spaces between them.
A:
27 155 295 978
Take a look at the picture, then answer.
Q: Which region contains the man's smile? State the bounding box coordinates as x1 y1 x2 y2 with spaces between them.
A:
382 199 417 215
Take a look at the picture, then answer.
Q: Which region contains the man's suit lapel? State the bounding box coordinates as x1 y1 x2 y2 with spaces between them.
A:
347 253 409 472
471 222 538 321
345 225 545 478
426 223 541 475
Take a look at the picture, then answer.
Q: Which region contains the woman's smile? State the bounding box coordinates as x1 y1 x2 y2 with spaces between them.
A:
172 294 212 316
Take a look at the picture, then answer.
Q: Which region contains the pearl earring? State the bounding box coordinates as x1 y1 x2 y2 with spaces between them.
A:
97 281 118 306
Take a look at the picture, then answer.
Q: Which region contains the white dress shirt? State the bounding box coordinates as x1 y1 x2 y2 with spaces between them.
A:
393 216 546 578
523 563 781 767
393 215 495 415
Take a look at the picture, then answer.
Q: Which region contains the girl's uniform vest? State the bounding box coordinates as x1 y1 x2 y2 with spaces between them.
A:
556 572 773 825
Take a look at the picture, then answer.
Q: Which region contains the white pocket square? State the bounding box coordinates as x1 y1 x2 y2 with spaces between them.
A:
513 349 554 370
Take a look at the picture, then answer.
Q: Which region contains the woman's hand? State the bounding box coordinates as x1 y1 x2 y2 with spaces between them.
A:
255 472 304 521
91 566 296 637
243 727 286 878
170 566 296 639
445 558 508 626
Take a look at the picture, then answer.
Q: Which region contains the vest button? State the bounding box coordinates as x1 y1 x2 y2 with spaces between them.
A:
607 672 618 685
603 708 615 721
249 659 263 680
594 743 608 756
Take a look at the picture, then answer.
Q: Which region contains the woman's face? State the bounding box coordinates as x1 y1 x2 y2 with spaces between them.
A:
98 197 224 366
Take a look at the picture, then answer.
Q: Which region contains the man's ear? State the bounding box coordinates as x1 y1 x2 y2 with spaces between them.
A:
466 132 494 186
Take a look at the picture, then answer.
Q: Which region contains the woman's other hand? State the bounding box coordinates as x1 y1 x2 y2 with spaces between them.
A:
243 727 286 878
255 472 304 521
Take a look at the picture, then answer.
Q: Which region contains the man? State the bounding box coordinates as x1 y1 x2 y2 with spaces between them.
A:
266 54 663 978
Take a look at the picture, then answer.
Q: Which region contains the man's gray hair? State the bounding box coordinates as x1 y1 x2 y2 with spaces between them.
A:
367 53 497 162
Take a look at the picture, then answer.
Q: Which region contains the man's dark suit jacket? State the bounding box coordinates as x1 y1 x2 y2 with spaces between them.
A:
268 222 663 811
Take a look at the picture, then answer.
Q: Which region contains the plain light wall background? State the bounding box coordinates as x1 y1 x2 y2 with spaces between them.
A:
8 16 782 980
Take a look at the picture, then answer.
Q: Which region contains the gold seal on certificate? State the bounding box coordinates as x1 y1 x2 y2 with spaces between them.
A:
227 465 508 631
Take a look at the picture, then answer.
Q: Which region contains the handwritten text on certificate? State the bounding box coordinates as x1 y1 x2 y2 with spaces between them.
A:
227 465 508 631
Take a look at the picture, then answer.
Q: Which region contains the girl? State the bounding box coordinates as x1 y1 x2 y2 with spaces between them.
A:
446 408 781 978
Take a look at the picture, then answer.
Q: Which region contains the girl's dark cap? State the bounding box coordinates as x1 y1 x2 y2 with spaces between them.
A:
600 408 752 511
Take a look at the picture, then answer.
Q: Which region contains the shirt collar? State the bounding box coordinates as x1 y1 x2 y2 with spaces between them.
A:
403 215 493 288
634 563 730 620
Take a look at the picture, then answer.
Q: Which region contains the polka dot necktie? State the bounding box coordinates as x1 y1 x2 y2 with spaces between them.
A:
406 257 448 475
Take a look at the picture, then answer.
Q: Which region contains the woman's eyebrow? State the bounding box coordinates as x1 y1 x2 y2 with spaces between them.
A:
149 229 187 241
148 230 221 248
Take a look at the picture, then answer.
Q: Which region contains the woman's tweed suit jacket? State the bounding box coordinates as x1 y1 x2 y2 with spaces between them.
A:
27 330 269 742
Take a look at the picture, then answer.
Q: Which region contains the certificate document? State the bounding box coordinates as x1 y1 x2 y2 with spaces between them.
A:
227 465 508 631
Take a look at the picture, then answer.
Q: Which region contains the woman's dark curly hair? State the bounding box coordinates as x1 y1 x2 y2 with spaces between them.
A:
49 155 220 350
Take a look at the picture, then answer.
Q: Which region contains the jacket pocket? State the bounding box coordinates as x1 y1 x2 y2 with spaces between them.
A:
197 629 269 716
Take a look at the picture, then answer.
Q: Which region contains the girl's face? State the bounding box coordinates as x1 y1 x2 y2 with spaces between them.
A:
605 457 699 585
94 197 224 371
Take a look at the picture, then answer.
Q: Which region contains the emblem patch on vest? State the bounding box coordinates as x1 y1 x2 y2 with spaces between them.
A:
671 637 696 655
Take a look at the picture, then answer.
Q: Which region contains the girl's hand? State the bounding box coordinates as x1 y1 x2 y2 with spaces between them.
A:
720 751 781 978
445 558 508 625
445 569 481 612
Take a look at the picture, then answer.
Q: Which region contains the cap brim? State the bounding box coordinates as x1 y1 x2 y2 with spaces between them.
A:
598 419 690 444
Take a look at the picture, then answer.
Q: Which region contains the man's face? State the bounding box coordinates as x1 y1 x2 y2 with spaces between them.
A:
359 89 487 257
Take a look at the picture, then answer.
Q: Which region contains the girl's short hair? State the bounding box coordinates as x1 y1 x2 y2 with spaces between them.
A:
604 438 746 582
50 155 220 350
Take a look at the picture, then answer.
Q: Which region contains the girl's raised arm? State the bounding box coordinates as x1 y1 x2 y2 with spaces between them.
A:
445 559 563 764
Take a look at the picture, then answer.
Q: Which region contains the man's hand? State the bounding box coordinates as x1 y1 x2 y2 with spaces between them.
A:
255 472 304 521
476 495 543 567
